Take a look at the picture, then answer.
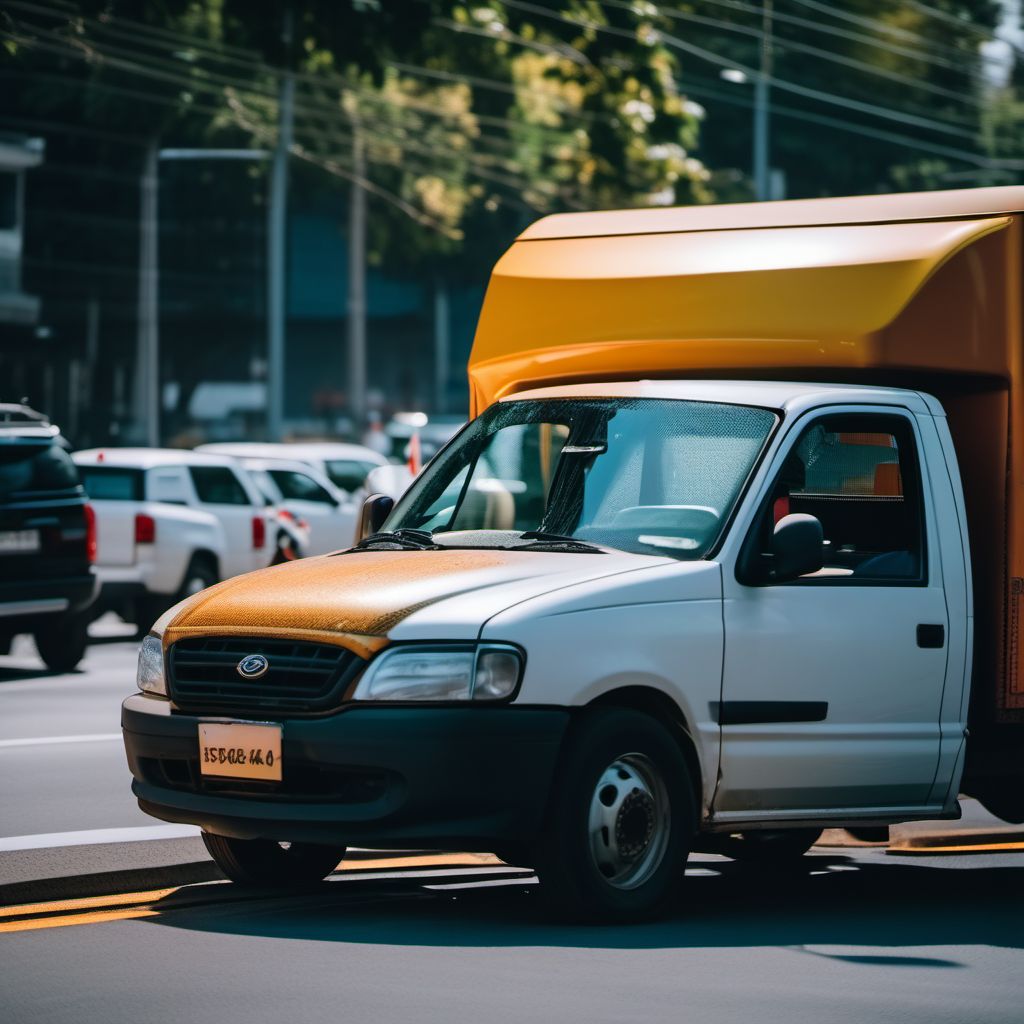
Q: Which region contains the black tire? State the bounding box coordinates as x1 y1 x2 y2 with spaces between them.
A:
728 828 823 864
178 555 218 601
35 614 89 673
201 833 346 886
972 782 1024 824
532 707 695 922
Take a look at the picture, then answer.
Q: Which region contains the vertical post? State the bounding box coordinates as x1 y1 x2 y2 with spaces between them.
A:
433 278 450 415
135 139 159 445
84 296 99 445
753 0 773 202
347 128 368 432
267 9 294 442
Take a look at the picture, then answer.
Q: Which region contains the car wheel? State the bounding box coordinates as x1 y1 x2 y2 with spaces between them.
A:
35 614 89 673
728 828 823 864
179 556 218 600
201 833 346 886
532 708 695 922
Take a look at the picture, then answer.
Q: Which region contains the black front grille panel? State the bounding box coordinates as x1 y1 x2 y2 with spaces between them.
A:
137 755 391 803
169 637 365 714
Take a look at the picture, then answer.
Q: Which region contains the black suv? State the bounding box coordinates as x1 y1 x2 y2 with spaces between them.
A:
0 404 97 671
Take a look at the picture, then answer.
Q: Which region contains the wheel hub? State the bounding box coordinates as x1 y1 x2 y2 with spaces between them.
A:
615 789 656 859
587 753 670 890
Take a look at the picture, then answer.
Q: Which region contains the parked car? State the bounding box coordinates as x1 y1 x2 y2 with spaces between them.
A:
196 442 387 496
74 449 272 629
232 458 358 555
0 404 97 671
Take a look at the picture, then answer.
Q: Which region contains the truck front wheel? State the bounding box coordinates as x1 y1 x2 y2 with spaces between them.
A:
532 708 695 922
201 833 346 886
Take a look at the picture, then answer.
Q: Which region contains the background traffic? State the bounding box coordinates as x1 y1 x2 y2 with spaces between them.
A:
1 400 461 672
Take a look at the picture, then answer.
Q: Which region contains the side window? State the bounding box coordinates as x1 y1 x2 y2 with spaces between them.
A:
760 414 924 582
147 468 190 505
449 422 569 532
189 466 249 506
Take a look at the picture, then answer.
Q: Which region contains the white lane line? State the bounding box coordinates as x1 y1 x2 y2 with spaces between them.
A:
0 824 202 852
0 733 122 750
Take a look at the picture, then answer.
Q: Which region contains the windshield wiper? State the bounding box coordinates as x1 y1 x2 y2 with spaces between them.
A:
354 528 440 551
514 530 605 553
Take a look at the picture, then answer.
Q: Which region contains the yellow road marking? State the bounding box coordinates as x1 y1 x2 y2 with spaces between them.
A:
0 907 160 934
0 853 512 935
0 887 178 920
889 840 1024 855
340 853 503 871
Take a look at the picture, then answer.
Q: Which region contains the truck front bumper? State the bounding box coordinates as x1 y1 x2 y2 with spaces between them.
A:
122 694 569 849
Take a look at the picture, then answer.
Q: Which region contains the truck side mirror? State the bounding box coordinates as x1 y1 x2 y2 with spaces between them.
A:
770 513 823 582
357 493 394 542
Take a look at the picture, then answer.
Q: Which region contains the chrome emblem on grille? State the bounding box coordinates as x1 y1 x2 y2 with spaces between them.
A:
237 654 269 679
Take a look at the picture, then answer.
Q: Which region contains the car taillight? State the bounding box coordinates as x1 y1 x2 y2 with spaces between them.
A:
135 513 156 545
278 508 294 521
252 515 266 550
84 503 97 564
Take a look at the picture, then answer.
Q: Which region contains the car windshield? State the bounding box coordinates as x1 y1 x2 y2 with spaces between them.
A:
384 398 777 559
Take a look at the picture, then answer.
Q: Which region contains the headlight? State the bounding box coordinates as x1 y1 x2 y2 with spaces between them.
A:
352 644 523 702
137 634 167 696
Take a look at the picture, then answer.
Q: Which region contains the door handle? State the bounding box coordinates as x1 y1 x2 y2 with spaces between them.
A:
917 624 945 649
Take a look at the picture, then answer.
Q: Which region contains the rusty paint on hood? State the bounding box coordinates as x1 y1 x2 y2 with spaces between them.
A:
162 548 542 658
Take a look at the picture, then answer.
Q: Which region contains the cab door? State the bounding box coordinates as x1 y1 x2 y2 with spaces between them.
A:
715 408 949 818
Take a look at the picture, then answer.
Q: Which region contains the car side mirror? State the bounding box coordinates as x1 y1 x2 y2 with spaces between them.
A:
357 493 394 542
770 513 823 582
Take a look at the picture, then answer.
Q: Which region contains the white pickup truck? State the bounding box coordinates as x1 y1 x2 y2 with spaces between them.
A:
75 449 271 627
122 187 1024 922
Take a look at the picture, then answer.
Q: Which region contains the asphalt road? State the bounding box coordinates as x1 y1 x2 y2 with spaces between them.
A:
3 848 1023 1023
0 627 150 839
3 626 1024 1023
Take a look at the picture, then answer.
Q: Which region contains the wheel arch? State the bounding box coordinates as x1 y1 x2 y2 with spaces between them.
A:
184 549 220 585
585 685 704 819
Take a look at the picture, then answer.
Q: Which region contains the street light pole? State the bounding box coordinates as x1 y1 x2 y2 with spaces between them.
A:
753 0 774 202
347 127 367 433
135 147 270 447
135 140 159 447
267 8 294 443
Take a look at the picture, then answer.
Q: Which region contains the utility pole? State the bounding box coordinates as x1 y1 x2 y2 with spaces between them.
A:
135 139 159 446
433 279 450 415
347 127 368 432
753 0 773 202
267 6 294 442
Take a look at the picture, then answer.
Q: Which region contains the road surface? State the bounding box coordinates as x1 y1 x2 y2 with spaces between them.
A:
2 629 1023 1023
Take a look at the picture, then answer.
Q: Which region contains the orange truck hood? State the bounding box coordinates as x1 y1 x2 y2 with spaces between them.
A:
163 547 668 657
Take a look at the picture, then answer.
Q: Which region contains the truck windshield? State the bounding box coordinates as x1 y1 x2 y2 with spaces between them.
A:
385 398 777 559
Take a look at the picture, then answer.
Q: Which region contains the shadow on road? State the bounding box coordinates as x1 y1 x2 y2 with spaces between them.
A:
144 853 1024 959
0 662 78 683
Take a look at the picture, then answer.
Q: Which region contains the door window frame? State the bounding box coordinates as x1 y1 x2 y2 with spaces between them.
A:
734 406 931 588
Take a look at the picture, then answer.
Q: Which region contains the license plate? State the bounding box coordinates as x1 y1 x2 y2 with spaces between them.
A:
0 529 40 554
198 722 282 782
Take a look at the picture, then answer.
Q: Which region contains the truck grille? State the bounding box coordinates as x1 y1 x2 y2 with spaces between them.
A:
168 637 365 715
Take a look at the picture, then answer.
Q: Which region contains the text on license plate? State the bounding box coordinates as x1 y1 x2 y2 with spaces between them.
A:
198 722 282 782
0 529 40 554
